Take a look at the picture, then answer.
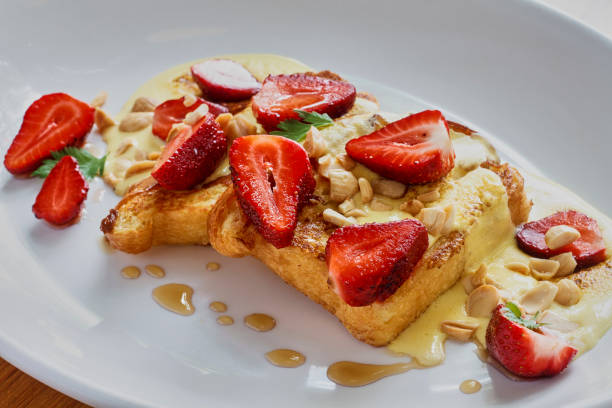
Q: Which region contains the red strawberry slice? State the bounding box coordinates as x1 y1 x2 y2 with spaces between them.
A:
229 135 315 248
4 93 94 175
345 110 455 184
325 219 429 307
152 96 228 140
252 73 356 132
516 210 606 268
191 59 261 102
151 114 227 190
486 303 577 378
32 156 89 225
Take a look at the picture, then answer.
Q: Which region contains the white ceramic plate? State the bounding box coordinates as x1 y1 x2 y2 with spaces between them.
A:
1 1 612 406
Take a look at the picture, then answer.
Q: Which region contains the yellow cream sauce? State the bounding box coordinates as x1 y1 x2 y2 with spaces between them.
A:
388 170 612 365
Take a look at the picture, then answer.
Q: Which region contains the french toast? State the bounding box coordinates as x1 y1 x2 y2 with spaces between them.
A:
100 54 379 253
208 111 530 346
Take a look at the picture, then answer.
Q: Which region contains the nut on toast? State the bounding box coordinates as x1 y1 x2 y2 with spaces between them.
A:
208 159 530 345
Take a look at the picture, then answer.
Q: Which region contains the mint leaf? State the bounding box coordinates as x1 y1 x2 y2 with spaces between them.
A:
503 302 541 331
295 109 333 128
271 120 312 142
271 109 335 142
32 146 106 180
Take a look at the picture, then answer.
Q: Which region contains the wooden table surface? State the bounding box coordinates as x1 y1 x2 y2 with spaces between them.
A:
0 358 88 407
1 1 610 407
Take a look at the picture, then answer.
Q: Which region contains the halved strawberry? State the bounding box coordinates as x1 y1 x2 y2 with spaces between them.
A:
486 303 577 378
325 219 428 307
152 96 228 140
345 110 455 184
191 59 261 102
252 73 356 132
151 114 227 190
229 135 315 248
4 93 94 175
32 156 89 225
516 210 606 268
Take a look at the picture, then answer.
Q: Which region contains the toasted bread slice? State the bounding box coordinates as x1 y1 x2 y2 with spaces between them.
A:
209 163 528 346
101 176 231 253
207 110 530 345
101 95 380 253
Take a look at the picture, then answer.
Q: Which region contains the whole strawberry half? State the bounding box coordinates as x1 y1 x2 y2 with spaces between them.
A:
516 210 606 268
32 156 89 225
191 59 261 102
4 93 94 175
345 110 455 184
486 303 577 378
152 96 228 140
325 219 429 307
229 135 315 248
151 114 227 190
251 73 356 132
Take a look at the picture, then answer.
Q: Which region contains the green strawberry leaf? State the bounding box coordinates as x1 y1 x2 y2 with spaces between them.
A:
271 109 335 142
32 146 106 180
503 301 541 331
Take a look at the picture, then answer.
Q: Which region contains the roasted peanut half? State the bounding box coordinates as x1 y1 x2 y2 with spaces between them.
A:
323 208 356 227
131 96 158 112
520 281 558 314
119 112 153 132
555 278 581 306
466 284 500 317
358 177 373 203
329 169 359 202
372 178 406 199
417 189 440 203
505 262 530 275
94 108 116 132
550 252 577 277
529 258 560 280
440 320 479 342
303 126 328 159
545 225 580 250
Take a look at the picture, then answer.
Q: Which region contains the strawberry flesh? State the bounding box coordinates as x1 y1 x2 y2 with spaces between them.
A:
32 156 89 225
252 73 356 132
191 59 261 102
229 135 315 248
486 304 577 378
4 93 94 175
345 110 455 184
152 96 228 140
325 219 429 307
151 114 227 190
516 210 606 268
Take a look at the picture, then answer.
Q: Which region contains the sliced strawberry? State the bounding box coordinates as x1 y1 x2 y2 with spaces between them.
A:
516 210 606 268
229 135 315 248
486 303 577 378
345 110 455 184
152 96 228 140
191 59 261 102
4 93 94 175
325 219 429 307
32 156 89 225
252 73 356 132
151 114 227 190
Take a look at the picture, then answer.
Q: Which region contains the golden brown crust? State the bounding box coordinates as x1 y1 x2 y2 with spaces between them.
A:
207 157 534 346
102 176 231 254
481 161 532 225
